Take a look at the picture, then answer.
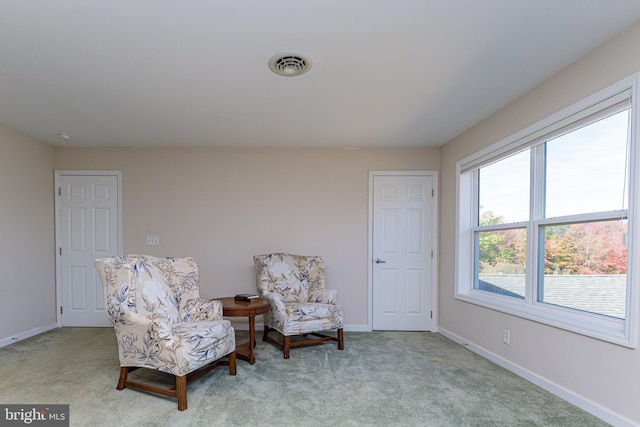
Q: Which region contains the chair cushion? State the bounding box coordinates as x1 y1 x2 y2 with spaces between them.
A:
284 302 342 321
171 321 235 364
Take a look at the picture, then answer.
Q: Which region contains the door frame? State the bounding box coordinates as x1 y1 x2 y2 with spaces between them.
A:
368 171 439 332
54 170 123 327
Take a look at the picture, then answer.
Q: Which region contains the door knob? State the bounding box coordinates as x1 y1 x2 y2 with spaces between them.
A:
375 258 386 264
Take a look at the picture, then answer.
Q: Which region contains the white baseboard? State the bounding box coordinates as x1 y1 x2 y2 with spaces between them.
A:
229 321 370 332
438 327 637 427
0 323 58 348
344 324 371 332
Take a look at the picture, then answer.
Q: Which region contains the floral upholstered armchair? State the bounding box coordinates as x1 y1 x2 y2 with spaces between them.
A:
94 255 236 411
254 253 344 359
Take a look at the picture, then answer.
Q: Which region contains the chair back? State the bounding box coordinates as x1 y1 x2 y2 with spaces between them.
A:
95 255 201 324
254 253 326 303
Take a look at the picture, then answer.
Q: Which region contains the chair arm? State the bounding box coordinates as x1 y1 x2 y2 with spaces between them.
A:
102 269 181 354
113 309 185 355
261 290 286 311
148 315 180 349
121 310 152 325
105 285 150 326
182 298 223 322
105 287 175 344
308 289 338 304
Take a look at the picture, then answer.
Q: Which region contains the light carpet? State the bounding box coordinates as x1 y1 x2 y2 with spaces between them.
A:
0 328 607 426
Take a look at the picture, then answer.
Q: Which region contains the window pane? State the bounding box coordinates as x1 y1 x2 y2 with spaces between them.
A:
478 149 530 224
539 220 628 319
475 228 527 299
545 110 629 218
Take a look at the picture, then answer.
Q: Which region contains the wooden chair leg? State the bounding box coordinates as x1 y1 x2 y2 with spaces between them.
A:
283 335 290 359
263 325 269 342
117 367 128 390
337 328 344 350
228 351 237 376
176 375 187 411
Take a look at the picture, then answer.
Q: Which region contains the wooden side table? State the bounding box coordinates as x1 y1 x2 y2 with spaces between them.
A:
215 297 269 364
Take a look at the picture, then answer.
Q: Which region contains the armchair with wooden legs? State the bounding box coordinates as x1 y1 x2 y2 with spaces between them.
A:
254 253 344 359
95 255 236 411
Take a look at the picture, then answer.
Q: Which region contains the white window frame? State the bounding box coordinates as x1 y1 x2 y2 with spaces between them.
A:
455 74 640 348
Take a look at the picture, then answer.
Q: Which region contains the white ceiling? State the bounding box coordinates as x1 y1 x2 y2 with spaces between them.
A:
1 1 639 148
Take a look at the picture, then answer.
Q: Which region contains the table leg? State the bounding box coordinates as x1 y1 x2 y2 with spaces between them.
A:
247 315 256 364
235 315 258 364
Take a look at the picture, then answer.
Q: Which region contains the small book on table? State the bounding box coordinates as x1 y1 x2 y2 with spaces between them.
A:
235 293 260 302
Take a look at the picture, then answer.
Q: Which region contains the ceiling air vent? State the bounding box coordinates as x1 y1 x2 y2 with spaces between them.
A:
268 53 312 77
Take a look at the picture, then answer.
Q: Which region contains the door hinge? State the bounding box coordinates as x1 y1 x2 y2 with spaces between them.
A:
59 247 62 255
430 311 433 319
431 188 434 197
58 187 61 196
431 250 434 258
60 306 63 315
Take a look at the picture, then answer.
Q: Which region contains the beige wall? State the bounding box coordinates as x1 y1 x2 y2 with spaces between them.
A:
439 22 640 423
54 147 440 328
0 124 55 339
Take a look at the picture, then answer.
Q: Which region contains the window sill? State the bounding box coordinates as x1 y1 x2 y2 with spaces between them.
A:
454 289 634 348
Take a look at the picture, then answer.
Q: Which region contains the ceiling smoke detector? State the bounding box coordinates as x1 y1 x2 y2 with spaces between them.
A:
269 53 312 77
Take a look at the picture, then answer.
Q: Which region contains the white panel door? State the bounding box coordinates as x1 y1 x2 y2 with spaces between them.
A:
59 174 119 326
372 174 435 331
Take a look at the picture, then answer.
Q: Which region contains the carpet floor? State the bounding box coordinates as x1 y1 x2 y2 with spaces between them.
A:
0 328 607 426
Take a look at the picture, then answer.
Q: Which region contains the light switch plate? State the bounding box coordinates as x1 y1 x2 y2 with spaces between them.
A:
146 235 160 246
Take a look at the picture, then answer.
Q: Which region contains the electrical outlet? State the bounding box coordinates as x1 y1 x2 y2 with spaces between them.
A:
503 329 510 345
146 235 160 246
